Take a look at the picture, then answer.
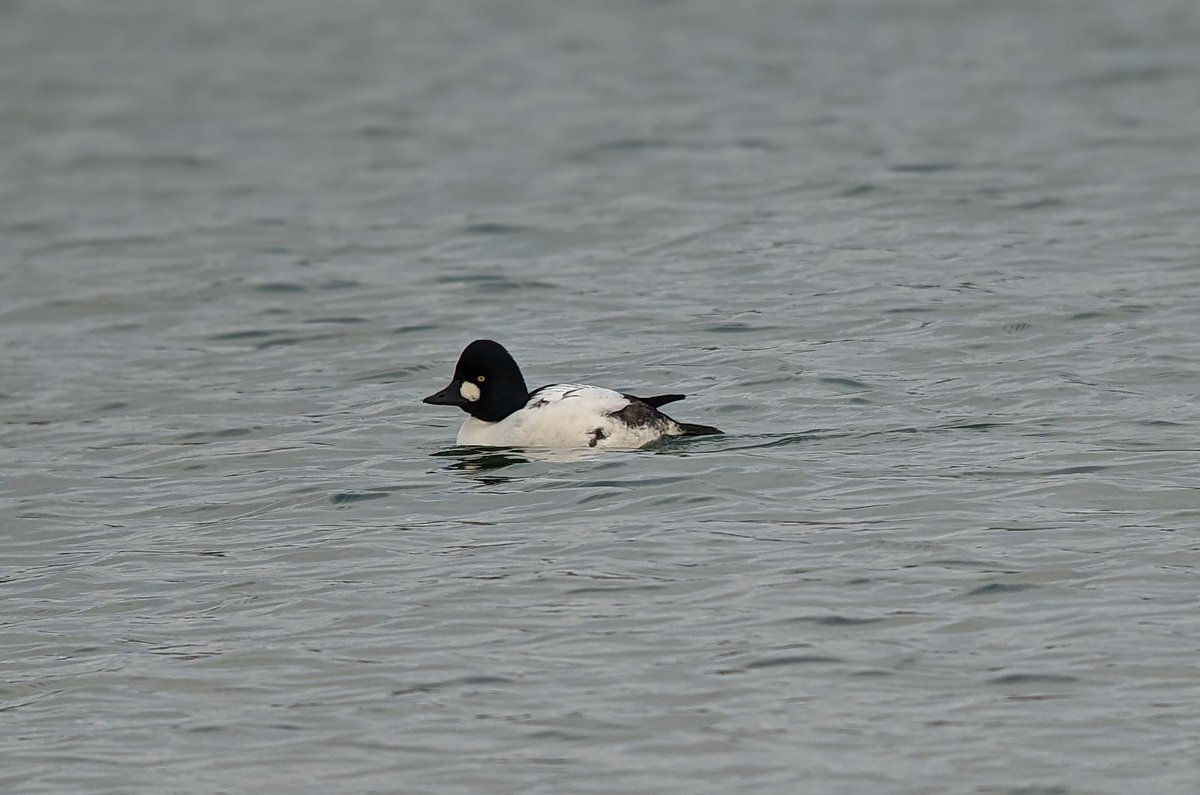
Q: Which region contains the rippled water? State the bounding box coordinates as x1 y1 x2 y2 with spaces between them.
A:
4 0 1200 792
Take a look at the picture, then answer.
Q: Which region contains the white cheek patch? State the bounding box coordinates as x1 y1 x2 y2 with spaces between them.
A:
459 381 481 402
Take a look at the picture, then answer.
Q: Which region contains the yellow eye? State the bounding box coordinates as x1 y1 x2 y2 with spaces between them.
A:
476 375 486 383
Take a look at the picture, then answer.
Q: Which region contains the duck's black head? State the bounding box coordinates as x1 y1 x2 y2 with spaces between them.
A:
422 339 530 422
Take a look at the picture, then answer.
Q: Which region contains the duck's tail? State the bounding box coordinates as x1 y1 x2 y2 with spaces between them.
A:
675 421 722 436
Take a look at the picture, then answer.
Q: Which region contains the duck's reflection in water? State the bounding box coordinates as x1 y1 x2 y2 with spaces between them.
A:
432 446 606 482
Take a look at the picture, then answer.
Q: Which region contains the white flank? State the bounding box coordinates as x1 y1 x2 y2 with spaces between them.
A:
455 384 676 449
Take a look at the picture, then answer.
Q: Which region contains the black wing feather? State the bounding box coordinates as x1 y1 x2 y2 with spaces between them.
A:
625 393 686 409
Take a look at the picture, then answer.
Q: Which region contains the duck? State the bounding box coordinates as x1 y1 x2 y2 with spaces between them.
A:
422 339 721 449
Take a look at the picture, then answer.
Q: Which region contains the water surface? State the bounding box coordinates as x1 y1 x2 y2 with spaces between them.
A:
3 1 1200 793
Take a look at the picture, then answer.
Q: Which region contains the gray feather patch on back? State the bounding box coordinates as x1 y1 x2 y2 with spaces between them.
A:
609 400 671 430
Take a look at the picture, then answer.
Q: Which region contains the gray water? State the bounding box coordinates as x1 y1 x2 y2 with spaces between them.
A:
3 0 1200 792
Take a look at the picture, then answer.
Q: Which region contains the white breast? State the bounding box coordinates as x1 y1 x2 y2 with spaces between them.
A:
455 384 674 449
